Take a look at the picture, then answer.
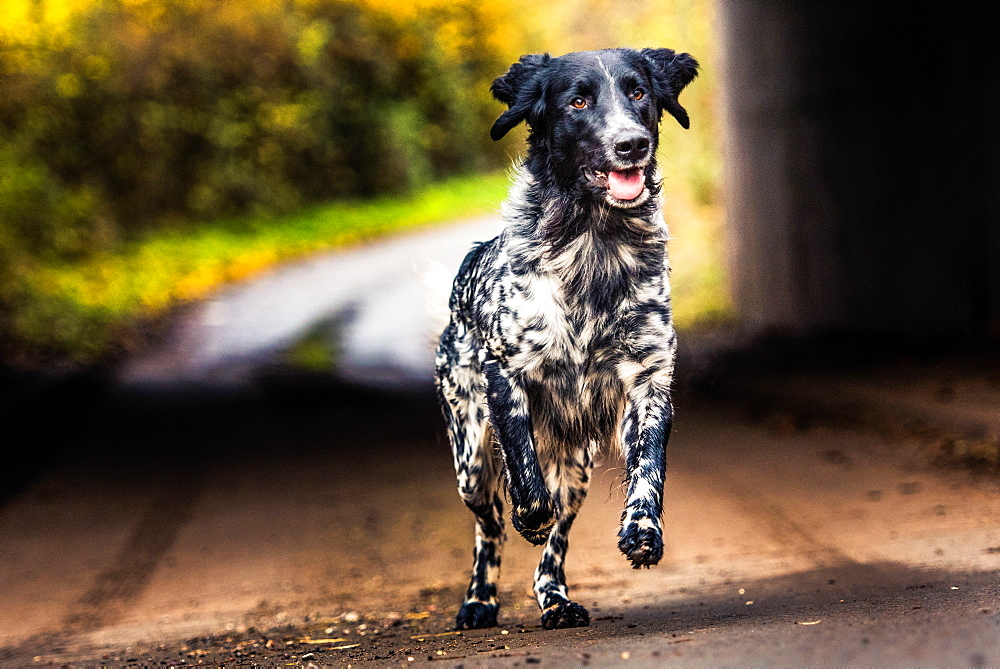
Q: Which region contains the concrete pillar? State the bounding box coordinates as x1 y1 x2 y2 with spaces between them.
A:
721 0 1000 342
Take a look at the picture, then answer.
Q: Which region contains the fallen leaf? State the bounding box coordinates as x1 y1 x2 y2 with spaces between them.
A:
410 631 461 639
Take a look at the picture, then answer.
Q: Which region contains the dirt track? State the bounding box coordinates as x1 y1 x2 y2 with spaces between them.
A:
2 379 999 666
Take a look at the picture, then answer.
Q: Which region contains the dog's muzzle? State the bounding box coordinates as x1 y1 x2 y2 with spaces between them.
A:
585 163 652 208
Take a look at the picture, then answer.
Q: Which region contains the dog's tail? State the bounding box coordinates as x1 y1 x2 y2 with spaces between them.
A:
418 216 505 354
420 256 456 350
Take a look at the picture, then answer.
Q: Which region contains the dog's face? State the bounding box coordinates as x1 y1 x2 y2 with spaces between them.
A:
490 48 698 209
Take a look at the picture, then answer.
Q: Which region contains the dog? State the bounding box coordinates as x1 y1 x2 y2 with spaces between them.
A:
435 47 698 630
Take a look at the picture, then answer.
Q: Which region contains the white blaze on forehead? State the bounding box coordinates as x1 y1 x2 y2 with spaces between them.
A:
597 55 617 90
595 55 645 146
596 55 624 116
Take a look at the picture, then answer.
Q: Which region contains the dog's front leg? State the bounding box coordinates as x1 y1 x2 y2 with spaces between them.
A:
617 361 674 568
483 358 555 545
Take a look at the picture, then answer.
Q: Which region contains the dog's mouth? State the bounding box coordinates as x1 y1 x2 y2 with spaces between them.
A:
583 165 650 206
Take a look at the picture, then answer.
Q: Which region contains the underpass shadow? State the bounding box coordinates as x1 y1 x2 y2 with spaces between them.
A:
408 561 1000 665
0 360 445 514
613 561 999 628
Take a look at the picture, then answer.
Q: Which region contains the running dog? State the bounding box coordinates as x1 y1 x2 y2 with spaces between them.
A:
435 47 698 630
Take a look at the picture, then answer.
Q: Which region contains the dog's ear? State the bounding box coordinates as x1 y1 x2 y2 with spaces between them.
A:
641 48 699 129
490 53 550 141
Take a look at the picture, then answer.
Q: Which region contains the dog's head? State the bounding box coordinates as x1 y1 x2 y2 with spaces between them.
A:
490 48 698 209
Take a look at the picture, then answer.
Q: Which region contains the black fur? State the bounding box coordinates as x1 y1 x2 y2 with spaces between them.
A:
436 47 697 630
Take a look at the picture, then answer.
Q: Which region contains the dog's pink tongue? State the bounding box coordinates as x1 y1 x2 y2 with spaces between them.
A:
608 169 644 200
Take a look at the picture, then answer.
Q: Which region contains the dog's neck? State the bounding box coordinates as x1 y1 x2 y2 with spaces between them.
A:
501 163 669 311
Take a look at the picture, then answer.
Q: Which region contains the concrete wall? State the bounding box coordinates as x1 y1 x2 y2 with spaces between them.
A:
721 0 1000 342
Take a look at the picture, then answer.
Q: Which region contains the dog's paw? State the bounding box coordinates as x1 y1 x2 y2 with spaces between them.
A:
618 518 664 569
511 502 556 546
455 602 498 630
540 600 590 629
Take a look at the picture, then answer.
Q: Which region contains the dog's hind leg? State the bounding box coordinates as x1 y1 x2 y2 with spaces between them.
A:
483 358 556 545
437 345 506 629
533 444 595 629
456 469 505 630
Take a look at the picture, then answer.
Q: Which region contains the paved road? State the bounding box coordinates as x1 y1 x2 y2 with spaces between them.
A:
2 383 999 666
119 216 505 391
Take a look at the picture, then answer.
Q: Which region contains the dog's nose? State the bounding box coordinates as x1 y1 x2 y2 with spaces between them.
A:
614 134 650 161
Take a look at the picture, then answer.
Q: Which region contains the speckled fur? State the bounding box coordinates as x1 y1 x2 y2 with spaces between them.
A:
435 47 698 631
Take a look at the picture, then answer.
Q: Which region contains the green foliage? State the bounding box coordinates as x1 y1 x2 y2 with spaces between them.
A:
0 1 514 235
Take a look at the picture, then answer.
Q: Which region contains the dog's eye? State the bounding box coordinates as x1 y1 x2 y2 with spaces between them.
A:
632 88 645 101
570 96 587 109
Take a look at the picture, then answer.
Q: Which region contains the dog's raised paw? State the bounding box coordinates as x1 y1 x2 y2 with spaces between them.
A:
455 602 498 630
618 521 664 569
511 503 556 545
541 600 590 629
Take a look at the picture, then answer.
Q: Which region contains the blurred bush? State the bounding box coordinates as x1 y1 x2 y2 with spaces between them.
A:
0 0 528 361
0 0 519 236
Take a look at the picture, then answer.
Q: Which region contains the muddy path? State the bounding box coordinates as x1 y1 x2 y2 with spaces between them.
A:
2 379 999 666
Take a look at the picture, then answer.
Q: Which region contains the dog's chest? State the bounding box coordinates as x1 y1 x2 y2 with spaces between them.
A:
507 274 602 368
502 235 648 375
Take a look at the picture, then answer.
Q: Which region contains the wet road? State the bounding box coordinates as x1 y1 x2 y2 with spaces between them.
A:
2 381 999 666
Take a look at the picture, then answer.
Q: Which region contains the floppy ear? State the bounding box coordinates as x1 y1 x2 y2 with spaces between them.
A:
489 53 550 141
640 48 699 129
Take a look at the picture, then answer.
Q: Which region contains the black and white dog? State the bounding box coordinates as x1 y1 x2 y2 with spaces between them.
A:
435 47 698 630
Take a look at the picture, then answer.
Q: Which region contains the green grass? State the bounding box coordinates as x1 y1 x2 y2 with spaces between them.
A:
16 171 510 363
